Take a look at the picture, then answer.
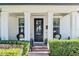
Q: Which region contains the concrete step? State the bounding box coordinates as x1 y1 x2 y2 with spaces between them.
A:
32 47 48 49
28 45 49 56
31 50 49 52
29 51 49 53
32 46 48 51
28 53 48 56
28 51 49 56
32 49 48 51
32 46 48 49
33 43 45 46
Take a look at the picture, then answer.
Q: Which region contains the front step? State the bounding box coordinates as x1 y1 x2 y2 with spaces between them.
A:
28 45 49 56
32 46 48 51
32 46 48 49
28 51 49 56
32 49 48 51
33 43 45 46
29 51 49 54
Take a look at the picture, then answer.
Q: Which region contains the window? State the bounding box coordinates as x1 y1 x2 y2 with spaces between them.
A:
53 18 60 26
18 18 24 38
53 18 60 38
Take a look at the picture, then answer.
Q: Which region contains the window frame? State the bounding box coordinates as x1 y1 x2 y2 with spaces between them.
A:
18 18 25 36
53 18 60 34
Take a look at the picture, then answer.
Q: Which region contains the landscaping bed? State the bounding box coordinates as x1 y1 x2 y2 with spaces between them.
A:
0 40 30 56
49 40 79 56
0 48 22 56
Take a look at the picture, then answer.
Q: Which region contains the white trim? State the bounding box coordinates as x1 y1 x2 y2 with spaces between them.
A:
71 12 77 39
16 16 24 34
16 17 19 35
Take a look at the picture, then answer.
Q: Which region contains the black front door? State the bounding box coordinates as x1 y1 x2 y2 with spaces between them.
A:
34 18 43 42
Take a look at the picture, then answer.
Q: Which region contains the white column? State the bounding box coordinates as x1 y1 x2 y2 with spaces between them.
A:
48 12 53 40
71 12 77 39
76 12 79 38
24 12 30 41
1 12 9 40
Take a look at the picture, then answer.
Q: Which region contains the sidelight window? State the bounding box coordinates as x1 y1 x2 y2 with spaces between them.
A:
18 18 25 38
53 18 60 38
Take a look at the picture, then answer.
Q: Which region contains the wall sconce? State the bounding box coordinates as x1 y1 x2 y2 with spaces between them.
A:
46 25 48 29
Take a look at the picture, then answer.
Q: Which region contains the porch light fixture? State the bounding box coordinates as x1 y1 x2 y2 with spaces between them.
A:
46 25 48 29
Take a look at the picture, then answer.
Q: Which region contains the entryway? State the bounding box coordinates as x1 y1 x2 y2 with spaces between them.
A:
34 18 43 42
29 15 48 56
31 13 48 45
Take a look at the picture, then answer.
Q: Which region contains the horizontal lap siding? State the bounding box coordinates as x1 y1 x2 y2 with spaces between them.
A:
60 14 70 39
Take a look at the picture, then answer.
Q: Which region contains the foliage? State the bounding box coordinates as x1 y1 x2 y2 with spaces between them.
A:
0 48 22 56
49 40 79 56
0 40 30 55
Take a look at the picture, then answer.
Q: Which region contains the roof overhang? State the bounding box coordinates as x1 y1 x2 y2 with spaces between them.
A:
0 3 79 5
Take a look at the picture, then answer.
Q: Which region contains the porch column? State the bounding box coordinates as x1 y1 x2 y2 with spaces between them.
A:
71 12 77 39
1 12 9 40
24 12 30 41
48 12 53 40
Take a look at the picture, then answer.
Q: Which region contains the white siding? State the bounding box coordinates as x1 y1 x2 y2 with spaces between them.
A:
8 16 18 40
60 14 70 39
75 13 79 38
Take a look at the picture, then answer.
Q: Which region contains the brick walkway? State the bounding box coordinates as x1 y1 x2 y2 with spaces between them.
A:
28 46 49 56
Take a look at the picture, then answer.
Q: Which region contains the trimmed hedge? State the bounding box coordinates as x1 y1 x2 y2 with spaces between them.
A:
0 48 22 56
49 40 79 56
0 44 23 49
0 40 30 55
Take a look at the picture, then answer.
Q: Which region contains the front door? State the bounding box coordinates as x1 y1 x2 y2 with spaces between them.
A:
34 18 43 42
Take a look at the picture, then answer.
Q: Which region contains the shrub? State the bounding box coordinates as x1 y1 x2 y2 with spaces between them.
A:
49 40 79 56
0 44 23 49
0 48 22 56
0 40 30 55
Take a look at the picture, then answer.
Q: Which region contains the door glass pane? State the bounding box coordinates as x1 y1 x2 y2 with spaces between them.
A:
36 20 42 35
34 18 43 42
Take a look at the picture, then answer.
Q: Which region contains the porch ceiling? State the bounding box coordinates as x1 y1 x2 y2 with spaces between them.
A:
31 13 48 16
9 13 24 16
54 13 68 16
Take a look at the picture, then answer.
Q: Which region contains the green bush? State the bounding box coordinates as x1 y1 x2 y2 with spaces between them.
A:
0 40 30 55
49 40 79 56
0 48 22 56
